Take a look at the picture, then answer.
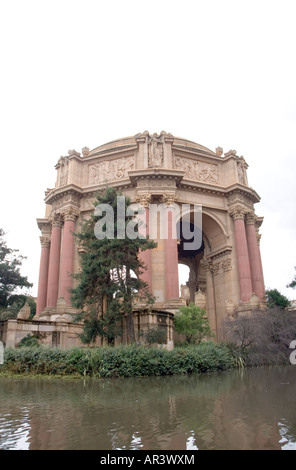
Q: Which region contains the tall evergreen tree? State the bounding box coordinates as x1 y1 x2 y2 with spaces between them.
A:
0 229 32 308
71 187 157 345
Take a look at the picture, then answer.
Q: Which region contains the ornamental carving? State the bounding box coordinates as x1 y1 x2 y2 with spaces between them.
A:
88 156 135 185
40 236 50 248
135 193 151 208
228 204 248 220
162 192 178 206
49 212 63 227
200 260 213 273
61 207 80 222
245 212 256 225
174 156 219 184
137 177 176 188
56 156 69 186
49 192 80 214
135 131 173 169
148 133 164 168
237 159 248 185
222 258 232 272
212 262 220 276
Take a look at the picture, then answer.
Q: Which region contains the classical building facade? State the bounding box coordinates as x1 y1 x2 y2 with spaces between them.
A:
1 132 266 348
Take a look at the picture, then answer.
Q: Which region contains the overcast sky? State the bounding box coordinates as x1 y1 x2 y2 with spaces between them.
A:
0 0 295 300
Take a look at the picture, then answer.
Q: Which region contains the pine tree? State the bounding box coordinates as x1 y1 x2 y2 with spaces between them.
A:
71 187 157 345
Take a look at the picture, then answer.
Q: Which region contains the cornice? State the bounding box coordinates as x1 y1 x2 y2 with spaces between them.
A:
226 184 260 204
178 180 260 204
36 218 51 233
44 184 83 205
207 246 232 262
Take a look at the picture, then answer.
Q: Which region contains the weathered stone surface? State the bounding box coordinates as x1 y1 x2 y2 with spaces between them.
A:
6 132 265 349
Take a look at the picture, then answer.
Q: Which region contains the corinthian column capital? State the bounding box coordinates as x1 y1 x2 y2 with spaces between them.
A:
228 204 248 220
62 206 79 222
40 236 50 248
200 259 213 273
162 192 178 206
136 193 152 208
49 212 63 227
245 212 256 225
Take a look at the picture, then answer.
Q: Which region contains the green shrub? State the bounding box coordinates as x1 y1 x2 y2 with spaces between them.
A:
17 334 41 348
1 342 235 377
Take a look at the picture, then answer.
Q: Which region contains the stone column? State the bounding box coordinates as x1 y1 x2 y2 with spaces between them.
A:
163 195 179 300
36 236 50 317
46 215 63 308
137 194 152 292
230 206 252 302
245 213 265 301
222 257 236 316
256 232 265 302
59 209 77 304
200 259 217 335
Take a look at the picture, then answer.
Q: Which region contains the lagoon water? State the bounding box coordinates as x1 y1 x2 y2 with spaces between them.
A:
0 366 295 450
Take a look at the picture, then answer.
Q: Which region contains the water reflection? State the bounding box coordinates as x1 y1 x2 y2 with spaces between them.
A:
0 366 295 450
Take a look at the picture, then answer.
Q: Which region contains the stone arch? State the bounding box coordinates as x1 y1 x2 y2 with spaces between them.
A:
201 211 229 254
177 208 231 337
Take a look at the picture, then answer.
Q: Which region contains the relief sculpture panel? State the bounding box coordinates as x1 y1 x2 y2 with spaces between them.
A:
174 156 219 184
88 156 135 185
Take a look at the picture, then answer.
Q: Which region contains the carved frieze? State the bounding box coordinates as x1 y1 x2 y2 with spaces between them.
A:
174 156 219 184
88 156 135 185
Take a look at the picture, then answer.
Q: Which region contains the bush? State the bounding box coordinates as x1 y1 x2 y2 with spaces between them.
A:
1 342 235 377
17 334 41 348
174 303 213 344
223 307 296 367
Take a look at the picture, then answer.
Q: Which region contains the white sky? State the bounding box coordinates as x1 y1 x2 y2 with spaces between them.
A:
0 0 295 300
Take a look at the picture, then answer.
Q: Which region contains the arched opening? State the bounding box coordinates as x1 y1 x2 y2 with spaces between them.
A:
176 210 228 307
178 263 190 297
177 217 205 303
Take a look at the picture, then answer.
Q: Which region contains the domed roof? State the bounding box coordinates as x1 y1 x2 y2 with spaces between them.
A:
172 135 217 156
88 132 216 158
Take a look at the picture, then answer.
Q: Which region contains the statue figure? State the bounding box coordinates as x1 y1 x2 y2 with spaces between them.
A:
148 133 163 167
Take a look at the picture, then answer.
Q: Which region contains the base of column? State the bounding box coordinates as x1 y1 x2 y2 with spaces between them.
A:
163 298 186 312
236 293 264 317
37 297 78 323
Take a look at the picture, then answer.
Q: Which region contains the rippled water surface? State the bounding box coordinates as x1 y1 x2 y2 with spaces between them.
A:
0 366 295 450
